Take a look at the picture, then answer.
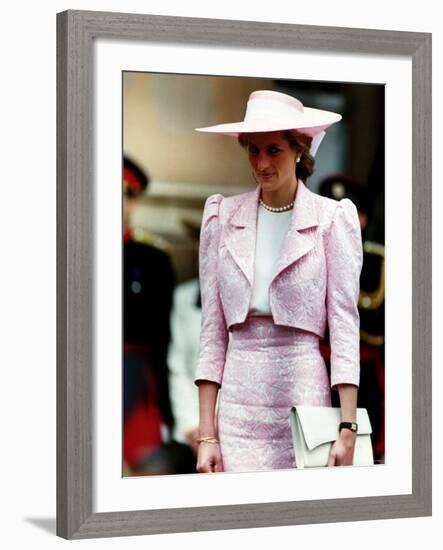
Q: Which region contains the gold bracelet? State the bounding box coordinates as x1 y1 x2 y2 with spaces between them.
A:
196 436 219 444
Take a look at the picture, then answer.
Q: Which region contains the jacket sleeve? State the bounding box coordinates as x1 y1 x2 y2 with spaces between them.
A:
325 198 363 389
194 194 229 386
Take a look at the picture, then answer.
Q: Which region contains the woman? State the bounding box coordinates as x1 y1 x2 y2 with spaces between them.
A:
193 90 363 473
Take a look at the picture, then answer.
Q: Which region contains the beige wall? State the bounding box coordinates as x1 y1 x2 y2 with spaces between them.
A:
123 73 274 191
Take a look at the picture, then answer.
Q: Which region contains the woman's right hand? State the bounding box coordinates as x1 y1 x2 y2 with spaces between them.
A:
196 442 224 473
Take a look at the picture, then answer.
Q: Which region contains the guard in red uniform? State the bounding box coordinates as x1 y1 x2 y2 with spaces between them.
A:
122 157 175 472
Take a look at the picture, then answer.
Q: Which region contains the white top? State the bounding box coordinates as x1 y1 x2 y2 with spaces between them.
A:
249 205 292 315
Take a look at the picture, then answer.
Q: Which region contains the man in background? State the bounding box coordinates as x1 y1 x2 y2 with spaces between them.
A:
122 157 175 473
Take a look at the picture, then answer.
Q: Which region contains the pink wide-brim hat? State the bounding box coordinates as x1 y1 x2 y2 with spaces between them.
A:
195 90 342 156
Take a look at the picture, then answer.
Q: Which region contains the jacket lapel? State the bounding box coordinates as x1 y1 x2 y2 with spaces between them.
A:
224 180 319 287
270 180 319 283
224 185 261 286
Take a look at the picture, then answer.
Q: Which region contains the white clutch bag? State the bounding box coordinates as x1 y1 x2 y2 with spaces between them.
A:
289 406 374 468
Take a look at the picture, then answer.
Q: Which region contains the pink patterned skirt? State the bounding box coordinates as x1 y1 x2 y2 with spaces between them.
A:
217 315 332 472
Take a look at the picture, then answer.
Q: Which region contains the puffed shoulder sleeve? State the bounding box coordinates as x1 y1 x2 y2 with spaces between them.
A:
325 198 363 389
194 193 229 387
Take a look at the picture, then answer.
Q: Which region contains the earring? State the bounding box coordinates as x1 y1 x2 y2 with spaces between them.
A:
296 156 301 163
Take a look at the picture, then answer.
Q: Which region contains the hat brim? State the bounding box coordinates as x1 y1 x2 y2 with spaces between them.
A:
195 107 342 137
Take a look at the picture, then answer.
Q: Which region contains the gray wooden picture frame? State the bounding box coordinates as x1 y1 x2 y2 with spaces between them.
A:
56 9 432 540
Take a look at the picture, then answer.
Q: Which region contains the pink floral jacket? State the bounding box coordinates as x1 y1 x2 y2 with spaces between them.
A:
195 179 363 390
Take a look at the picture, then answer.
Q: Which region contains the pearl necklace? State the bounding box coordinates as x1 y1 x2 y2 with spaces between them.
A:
259 197 294 213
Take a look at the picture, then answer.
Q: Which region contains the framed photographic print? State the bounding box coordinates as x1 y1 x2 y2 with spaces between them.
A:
121 72 385 477
57 9 431 539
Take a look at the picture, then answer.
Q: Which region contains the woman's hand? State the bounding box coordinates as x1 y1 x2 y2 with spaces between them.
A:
329 383 358 467
327 429 357 466
196 442 224 473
